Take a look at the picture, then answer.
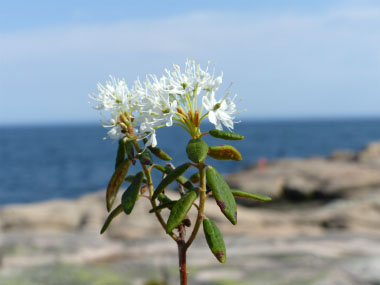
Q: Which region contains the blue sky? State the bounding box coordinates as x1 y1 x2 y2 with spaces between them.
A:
1 0 380 125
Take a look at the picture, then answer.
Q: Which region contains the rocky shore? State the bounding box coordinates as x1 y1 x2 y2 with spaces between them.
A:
2 142 380 284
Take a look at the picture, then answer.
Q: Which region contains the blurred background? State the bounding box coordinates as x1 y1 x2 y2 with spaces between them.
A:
1 0 380 284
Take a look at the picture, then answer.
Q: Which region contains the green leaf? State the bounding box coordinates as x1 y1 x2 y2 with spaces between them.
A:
125 174 147 184
166 189 198 233
231 189 272 202
149 200 177 213
106 159 131 212
206 167 237 225
115 139 126 170
152 163 191 200
121 171 144 215
203 218 226 263
139 149 153 165
175 175 194 190
153 164 167 172
154 165 194 190
148 146 172 161
209 129 244 140
142 138 171 161
208 145 242 161
186 138 208 163
158 193 173 204
189 172 201 183
125 141 135 161
100 204 123 234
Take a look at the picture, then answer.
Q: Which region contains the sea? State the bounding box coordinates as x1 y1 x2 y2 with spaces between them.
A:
1 118 380 206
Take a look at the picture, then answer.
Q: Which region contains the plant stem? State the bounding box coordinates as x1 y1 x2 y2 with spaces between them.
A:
177 224 187 285
132 140 208 285
145 163 179 240
132 141 178 242
176 163 206 284
177 240 187 285
185 163 206 249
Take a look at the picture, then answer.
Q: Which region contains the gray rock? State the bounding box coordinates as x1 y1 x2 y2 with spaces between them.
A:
226 158 380 202
3 141 380 283
328 150 357 162
358 141 380 167
313 269 368 285
0 199 82 232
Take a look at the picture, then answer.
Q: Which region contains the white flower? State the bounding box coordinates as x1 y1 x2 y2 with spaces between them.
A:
164 59 223 96
90 76 130 111
138 119 158 147
164 65 195 95
145 130 157 147
107 125 123 139
202 92 238 130
199 71 223 92
101 112 124 140
137 74 178 128
152 98 178 127
195 62 223 92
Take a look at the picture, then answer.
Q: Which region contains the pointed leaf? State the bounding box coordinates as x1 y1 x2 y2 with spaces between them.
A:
148 146 172 161
166 189 198 233
231 189 272 202
209 129 244 140
189 172 200 183
208 145 242 161
139 149 153 165
158 193 173 204
115 139 126 170
186 138 208 163
106 159 131 212
152 163 191 200
100 204 123 234
153 164 167 173
206 167 237 225
175 175 194 190
203 218 226 263
149 200 177 213
154 165 194 190
121 171 144 214
142 138 171 161
125 141 135 161
125 174 147 184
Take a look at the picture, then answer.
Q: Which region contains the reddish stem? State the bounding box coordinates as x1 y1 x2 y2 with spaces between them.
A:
200 131 209 137
177 240 187 285
177 224 187 285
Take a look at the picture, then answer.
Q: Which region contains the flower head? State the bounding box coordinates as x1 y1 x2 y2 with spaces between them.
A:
90 60 240 146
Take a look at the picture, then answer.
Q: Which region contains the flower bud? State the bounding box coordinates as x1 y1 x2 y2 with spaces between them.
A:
177 107 187 118
186 139 208 163
187 110 193 121
194 110 200 127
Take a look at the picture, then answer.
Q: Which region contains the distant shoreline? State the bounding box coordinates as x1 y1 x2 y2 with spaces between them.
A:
2 121 380 206
2 116 380 128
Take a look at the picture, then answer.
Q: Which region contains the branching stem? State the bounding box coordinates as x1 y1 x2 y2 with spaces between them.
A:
185 163 206 249
133 140 178 242
133 141 208 284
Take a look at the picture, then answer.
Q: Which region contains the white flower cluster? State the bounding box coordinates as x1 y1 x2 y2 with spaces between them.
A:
90 60 239 147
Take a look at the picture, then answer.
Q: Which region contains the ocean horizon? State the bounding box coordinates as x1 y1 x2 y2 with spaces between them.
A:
1 118 380 206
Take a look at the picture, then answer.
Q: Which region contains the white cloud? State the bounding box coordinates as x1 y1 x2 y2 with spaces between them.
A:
1 4 380 123
1 6 380 66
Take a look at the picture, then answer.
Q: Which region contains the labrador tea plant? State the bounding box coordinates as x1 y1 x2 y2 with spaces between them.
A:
90 60 271 285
